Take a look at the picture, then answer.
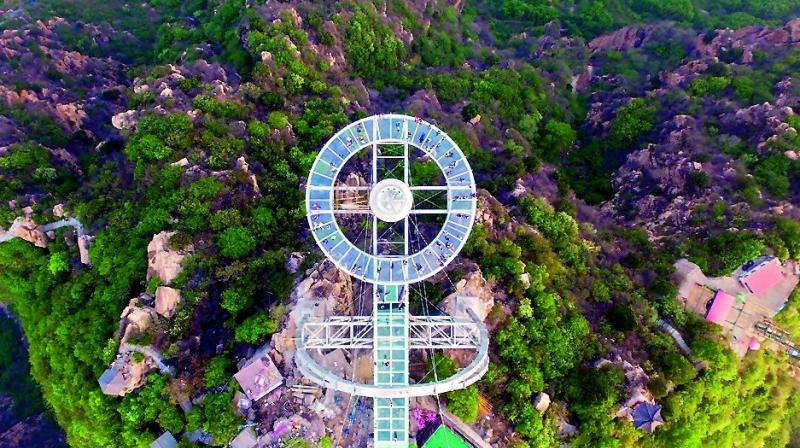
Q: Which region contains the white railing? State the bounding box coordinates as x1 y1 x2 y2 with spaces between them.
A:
295 308 489 398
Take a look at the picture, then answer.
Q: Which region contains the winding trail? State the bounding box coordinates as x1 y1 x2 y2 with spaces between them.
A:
657 319 691 355
0 217 85 243
41 217 84 236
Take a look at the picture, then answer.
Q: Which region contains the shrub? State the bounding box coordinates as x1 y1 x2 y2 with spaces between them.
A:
48 252 70 275
688 75 731 96
217 226 256 259
234 312 278 344
608 98 657 149
204 356 232 388
267 111 289 129
606 303 635 332
446 385 479 424
221 288 251 316
344 9 404 79
210 209 242 231
127 134 172 161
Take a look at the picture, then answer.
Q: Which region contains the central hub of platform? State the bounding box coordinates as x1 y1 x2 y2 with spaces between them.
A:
369 179 413 223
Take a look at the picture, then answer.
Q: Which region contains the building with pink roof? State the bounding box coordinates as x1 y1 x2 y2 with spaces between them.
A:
738 258 784 296
705 290 735 325
234 353 283 401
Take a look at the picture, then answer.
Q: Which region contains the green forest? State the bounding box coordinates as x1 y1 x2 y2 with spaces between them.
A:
2 0 800 447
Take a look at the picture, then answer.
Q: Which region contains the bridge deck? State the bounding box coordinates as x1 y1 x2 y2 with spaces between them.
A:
374 284 409 447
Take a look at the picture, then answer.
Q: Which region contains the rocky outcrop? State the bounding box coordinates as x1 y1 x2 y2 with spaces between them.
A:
0 16 127 153
111 110 138 130
98 350 155 397
440 268 495 322
695 18 800 59
147 231 191 285
9 217 47 248
404 90 443 119
236 156 261 196
588 25 669 53
533 392 551 413
118 295 158 345
293 260 354 315
155 286 182 319
285 252 305 274
272 260 354 368
77 235 93 265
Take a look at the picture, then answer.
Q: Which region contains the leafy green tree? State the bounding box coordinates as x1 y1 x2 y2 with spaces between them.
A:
344 10 404 79
250 206 275 240
200 391 241 444
126 134 172 162
608 98 657 149
655 349 697 386
687 231 764 276
221 288 251 317
48 251 70 275
204 356 232 388
118 374 185 446
773 216 800 259
426 353 458 380
689 75 732 96
125 113 193 163
234 312 277 344
539 119 576 161
217 226 256 259
570 0 615 37
446 385 479 424
267 111 289 129
210 209 242 231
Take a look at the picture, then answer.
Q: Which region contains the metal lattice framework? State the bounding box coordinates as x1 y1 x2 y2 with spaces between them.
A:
301 315 484 350
298 114 489 447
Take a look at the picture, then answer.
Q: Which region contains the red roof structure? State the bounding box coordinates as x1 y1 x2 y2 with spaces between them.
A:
706 290 734 325
739 258 783 296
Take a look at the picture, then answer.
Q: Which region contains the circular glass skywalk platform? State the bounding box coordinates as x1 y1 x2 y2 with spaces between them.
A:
305 114 477 285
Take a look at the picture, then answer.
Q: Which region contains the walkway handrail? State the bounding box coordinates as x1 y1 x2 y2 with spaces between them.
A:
295 308 489 398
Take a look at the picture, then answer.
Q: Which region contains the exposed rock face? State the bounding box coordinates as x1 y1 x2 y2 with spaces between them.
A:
171 158 190 167
147 231 190 285
0 16 127 152
597 354 655 416
588 25 665 53
12 218 47 248
119 296 158 345
98 351 154 397
272 260 354 368
293 260 354 315
77 235 93 265
285 252 305 274
404 89 443 118
585 20 800 239
533 392 551 413
440 268 495 322
236 156 261 196
111 110 138 130
155 287 182 319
